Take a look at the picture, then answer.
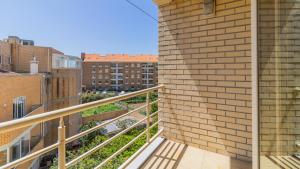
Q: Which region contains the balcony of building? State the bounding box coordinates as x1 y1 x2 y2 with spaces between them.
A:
126 139 251 169
2 0 300 168
0 85 254 169
52 54 81 69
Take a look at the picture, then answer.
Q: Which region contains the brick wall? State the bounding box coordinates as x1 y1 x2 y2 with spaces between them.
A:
0 74 42 123
44 68 82 145
0 41 12 72
0 75 44 146
158 0 252 161
11 44 63 73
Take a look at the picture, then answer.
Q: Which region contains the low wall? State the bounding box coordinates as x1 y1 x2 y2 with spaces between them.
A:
82 110 128 124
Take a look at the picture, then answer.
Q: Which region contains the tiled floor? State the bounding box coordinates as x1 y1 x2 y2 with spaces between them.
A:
260 155 300 169
141 140 252 169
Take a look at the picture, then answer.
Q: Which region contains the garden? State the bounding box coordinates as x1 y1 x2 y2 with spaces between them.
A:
50 118 158 169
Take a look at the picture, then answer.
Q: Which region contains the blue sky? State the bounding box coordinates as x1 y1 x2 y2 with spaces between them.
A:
0 0 158 56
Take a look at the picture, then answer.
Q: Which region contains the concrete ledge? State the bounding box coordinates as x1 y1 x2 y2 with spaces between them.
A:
124 136 165 169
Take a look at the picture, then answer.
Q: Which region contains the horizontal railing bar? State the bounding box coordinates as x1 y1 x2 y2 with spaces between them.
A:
94 119 161 169
66 104 147 143
149 99 159 105
0 143 59 169
66 116 148 168
0 85 163 133
150 110 160 118
118 128 164 169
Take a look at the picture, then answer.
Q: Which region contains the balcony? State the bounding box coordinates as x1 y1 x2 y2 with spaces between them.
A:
130 139 251 169
0 85 254 169
0 86 162 169
52 54 81 69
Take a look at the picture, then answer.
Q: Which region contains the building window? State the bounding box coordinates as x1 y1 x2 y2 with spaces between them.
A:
13 97 26 119
0 55 2 64
11 134 30 161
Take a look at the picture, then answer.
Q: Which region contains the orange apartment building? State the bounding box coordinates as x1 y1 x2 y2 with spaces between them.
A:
0 36 82 168
0 74 44 168
82 53 158 91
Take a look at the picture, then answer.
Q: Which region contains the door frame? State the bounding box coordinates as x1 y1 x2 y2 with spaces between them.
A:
251 0 258 169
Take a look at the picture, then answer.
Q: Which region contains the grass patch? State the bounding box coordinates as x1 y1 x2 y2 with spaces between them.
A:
81 104 122 117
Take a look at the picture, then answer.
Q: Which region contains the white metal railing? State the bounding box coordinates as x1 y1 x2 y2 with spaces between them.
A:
0 85 164 169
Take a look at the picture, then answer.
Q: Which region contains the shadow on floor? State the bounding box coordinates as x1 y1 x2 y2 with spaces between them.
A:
141 140 252 169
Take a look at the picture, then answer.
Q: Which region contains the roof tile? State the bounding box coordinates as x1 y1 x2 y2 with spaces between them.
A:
83 54 158 63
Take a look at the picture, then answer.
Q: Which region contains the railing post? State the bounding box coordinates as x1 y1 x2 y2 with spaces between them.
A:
6 147 10 163
146 92 150 143
58 117 66 169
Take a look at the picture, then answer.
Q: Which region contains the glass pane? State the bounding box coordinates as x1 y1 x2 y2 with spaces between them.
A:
13 103 16 119
30 124 42 150
18 103 23 118
11 141 20 161
258 0 300 168
21 136 30 157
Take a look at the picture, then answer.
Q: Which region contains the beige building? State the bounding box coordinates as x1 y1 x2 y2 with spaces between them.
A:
82 53 158 91
0 74 44 168
0 36 82 168
0 41 12 72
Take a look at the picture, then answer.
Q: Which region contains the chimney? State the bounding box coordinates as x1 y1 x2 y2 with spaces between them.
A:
30 56 39 74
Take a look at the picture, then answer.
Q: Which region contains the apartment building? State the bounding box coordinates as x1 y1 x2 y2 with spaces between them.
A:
82 53 158 91
0 73 44 168
3 36 34 46
0 41 12 72
0 36 82 167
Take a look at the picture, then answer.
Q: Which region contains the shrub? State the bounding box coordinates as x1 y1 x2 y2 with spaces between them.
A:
50 121 158 169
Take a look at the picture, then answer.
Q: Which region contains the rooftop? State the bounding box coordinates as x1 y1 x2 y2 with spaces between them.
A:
83 54 158 63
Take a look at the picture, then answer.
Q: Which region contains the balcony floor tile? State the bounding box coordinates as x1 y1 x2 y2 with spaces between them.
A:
141 140 252 169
